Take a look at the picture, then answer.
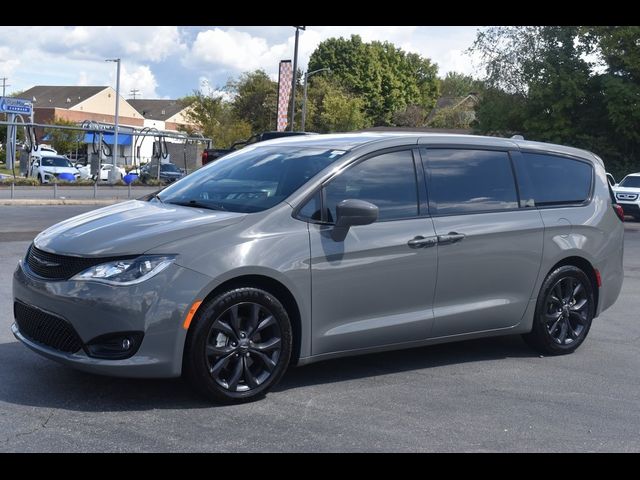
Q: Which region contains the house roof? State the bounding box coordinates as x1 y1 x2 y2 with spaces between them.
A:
128 99 188 121
20 86 108 108
426 94 479 122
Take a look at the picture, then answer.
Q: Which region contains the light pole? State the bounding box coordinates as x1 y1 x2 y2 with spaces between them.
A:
290 26 305 131
106 58 121 184
301 68 330 132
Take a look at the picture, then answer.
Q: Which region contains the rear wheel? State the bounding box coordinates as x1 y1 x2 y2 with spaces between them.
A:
523 265 595 355
183 287 292 403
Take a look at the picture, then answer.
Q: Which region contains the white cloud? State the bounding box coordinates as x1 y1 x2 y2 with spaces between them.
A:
187 26 482 82
77 71 89 86
118 64 159 99
189 28 290 72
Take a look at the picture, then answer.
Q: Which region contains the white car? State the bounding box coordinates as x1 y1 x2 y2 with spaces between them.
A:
29 155 81 184
613 172 640 221
93 164 126 182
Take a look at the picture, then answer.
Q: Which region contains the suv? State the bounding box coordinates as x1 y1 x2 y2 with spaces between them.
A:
28 155 81 183
613 173 640 220
139 162 185 184
202 131 314 165
12 133 624 403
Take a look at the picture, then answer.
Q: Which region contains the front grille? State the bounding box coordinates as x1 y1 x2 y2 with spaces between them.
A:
14 301 83 353
25 244 132 281
616 193 638 201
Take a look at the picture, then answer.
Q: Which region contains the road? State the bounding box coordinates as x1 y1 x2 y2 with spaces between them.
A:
1 205 639 452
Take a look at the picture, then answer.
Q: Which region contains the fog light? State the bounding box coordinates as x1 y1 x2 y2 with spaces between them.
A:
85 331 144 359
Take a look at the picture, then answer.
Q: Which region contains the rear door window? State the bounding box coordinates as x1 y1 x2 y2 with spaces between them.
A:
423 148 518 215
514 152 593 207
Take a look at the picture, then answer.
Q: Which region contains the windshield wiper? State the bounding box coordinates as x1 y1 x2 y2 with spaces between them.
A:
167 200 227 211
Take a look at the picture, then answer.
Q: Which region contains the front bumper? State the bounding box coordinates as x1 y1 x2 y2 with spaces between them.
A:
618 202 640 217
12 258 212 378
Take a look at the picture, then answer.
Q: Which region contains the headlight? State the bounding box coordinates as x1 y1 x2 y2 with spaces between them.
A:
71 255 176 285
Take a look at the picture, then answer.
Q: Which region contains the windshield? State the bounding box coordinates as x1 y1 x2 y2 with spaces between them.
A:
158 146 346 213
620 176 640 188
41 157 73 168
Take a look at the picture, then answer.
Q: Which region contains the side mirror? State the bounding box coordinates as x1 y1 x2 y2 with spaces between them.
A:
331 199 378 241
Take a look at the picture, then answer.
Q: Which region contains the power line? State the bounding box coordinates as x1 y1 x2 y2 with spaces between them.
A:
129 88 140 100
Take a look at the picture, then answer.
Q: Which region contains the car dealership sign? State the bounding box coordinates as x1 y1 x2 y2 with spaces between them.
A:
0 97 33 115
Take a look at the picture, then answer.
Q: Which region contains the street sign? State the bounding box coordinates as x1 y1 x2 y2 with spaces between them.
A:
0 97 33 115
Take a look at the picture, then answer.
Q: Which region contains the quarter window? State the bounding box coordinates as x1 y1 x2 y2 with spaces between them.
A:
324 150 419 222
424 149 519 215
514 153 593 207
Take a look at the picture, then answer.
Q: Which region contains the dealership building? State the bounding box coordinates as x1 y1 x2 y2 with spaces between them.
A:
22 85 197 165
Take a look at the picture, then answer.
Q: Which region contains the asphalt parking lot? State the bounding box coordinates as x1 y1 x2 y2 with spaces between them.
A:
1 205 639 452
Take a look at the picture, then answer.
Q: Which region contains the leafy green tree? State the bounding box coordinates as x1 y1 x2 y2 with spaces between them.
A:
44 118 84 155
308 35 439 126
228 70 278 132
303 76 369 133
181 91 252 148
439 72 482 97
469 25 640 179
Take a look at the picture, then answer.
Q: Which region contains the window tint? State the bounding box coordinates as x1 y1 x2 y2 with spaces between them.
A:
324 150 419 222
158 146 345 213
298 191 323 222
425 149 518 215
515 153 592 207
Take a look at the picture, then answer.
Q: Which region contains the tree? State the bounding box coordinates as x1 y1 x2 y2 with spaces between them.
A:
393 105 427 127
181 91 251 148
469 26 640 179
439 72 482 97
44 118 84 155
303 76 369 133
228 70 278 132
308 35 439 126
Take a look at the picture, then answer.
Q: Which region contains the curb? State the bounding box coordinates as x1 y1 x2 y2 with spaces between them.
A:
0 199 127 206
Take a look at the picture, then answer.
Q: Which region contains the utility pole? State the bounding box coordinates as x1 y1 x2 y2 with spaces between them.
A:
129 88 140 99
290 26 305 131
1 77 9 97
106 58 121 184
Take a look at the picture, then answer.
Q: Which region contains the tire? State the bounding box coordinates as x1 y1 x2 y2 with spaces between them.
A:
37 174 44 184
523 265 595 355
183 287 292 404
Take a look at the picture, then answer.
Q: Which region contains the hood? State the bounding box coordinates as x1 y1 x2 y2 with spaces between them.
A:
41 167 78 174
613 186 640 193
34 200 246 257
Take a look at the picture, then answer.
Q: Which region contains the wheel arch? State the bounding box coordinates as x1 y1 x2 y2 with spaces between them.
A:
545 256 599 314
190 274 303 365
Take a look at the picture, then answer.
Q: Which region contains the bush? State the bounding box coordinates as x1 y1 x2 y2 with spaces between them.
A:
0 176 40 186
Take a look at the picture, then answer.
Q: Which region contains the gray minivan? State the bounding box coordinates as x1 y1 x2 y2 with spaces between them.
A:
12 133 624 403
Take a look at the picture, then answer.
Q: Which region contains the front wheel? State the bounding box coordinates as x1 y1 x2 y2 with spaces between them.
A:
523 265 595 355
183 287 292 404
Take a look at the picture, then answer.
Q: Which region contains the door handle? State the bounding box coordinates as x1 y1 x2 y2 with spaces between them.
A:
437 232 466 245
407 235 438 249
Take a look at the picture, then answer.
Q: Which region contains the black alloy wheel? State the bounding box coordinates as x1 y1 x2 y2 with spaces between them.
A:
184 287 292 403
524 265 595 355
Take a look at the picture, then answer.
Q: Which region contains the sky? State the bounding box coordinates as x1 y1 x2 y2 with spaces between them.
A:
0 26 484 100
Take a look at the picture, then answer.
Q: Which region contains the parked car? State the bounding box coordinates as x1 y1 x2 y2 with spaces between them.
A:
202 131 315 165
12 133 624 404
139 162 185 184
612 172 640 220
93 164 126 182
28 155 81 183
